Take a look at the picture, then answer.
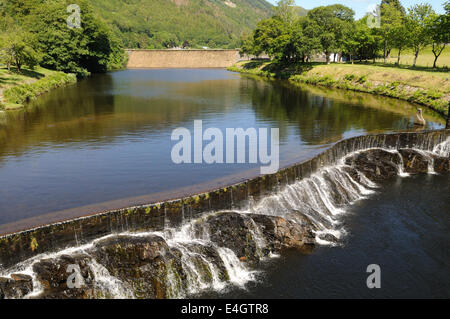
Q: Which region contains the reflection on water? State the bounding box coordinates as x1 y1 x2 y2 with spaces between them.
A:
0 69 444 228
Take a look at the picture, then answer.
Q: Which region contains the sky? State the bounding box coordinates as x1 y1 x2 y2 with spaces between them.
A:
266 0 446 19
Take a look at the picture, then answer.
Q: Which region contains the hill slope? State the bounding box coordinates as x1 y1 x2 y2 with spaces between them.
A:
90 0 274 49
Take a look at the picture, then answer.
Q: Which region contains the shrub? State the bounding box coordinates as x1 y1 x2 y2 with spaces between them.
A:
344 74 356 81
357 75 367 83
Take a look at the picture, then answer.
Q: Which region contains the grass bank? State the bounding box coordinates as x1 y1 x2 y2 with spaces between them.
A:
0 67 77 110
228 61 449 117
376 47 450 68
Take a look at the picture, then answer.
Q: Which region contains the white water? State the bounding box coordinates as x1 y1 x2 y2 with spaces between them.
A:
433 137 450 157
0 234 132 299
2 137 449 299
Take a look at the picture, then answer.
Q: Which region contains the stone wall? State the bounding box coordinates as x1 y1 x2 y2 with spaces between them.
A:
126 49 242 68
0 130 448 270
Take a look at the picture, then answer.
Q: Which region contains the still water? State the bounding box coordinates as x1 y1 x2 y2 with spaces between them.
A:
201 173 450 299
0 69 444 231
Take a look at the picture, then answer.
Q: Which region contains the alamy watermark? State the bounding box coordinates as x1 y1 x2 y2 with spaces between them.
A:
171 120 280 174
67 4 81 29
366 4 381 29
366 264 381 289
66 264 84 289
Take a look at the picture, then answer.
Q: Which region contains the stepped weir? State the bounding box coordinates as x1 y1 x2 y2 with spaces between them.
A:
0 130 449 298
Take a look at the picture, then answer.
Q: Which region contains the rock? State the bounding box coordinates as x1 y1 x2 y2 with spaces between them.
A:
31 253 98 299
317 233 339 243
397 149 449 174
398 149 430 173
202 212 315 265
433 156 450 173
250 214 315 251
10 273 30 282
0 274 33 299
345 149 402 181
202 212 261 265
345 148 449 180
173 242 229 283
90 234 186 299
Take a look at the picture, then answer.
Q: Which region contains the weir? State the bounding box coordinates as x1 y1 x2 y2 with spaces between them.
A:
0 129 448 272
0 130 449 298
126 49 243 68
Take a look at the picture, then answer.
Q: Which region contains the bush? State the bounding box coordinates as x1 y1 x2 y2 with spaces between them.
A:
344 74 356 81
357 75 367 83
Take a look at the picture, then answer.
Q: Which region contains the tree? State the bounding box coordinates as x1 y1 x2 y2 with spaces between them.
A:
427 2 449 68
22 0 123 76
344 18 380 63
307 5 355 64
391 20 412 65
252 17 293 64
0 35 14 72
428 15 447 68
407 4 435 67
291 17 321 62
379 3 404 63
273 0 297 26
381 0 406 15
343 33 359 64
182 40 190 49
239 33 263 57
0 31 41 72
154 32 179 48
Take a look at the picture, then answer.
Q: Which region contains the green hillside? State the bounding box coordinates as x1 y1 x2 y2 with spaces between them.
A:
293 5 308 17
90 0 274 49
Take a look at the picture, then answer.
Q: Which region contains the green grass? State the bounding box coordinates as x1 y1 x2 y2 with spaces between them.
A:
0 67 54 87
375 46 450 68
302 63 450 93
0 67 76 110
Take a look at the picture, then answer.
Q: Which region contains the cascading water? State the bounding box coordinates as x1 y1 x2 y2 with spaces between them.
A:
1 136 449 299
433 137 450 157
157 218 260 296
1 163 377 298
241 163 377 245
0 234 135 299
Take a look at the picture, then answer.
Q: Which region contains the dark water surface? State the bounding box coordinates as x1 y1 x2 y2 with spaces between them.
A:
200 173 450 299
0 69 444 230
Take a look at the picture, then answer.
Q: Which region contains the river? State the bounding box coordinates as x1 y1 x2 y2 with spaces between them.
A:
0 69 444 232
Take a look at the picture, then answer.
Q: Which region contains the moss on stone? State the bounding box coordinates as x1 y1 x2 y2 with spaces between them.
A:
30 237 38 251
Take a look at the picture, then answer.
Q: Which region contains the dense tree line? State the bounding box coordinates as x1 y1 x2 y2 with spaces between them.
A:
0 0 127 77
241 0 449 68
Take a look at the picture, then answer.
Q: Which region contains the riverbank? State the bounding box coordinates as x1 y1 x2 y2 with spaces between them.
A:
0 67 76 110
228 61 450 117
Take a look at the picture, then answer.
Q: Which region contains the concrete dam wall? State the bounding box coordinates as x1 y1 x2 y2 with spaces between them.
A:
126 49 242 68
0 129 448 270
